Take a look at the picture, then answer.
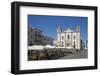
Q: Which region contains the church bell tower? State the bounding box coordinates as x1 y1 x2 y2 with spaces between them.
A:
76 25 80 32
57 26 62 33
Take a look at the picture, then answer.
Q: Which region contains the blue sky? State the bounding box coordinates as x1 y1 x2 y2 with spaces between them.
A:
28 15 88 42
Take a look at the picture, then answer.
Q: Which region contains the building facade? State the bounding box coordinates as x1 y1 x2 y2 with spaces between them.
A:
28 26 53 46
54 26 81 49
42 35 53 46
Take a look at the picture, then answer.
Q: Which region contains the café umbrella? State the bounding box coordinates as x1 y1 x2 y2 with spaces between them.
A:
28 45 44 50
44 45 56 48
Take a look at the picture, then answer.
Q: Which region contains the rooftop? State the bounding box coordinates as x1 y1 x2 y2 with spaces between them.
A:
64 28 73 32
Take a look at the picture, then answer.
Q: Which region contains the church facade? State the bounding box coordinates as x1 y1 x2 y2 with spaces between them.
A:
54 26 81 49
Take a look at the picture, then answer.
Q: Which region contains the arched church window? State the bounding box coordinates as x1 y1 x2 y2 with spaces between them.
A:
62 41 63 44
62 36 63 40
74 36 75 40
68 35 69 39
74 41 75 44
67 44 70 46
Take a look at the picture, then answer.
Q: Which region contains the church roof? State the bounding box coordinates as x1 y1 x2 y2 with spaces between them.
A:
64 28 73 32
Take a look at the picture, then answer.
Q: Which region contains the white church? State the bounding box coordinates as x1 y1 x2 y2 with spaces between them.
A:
54 25 81 49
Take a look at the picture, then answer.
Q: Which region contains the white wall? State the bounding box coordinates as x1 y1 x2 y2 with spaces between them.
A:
0 0 99 76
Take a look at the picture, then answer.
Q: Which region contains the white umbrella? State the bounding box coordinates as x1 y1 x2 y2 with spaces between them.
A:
44 45 56 48
28 45 44 50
